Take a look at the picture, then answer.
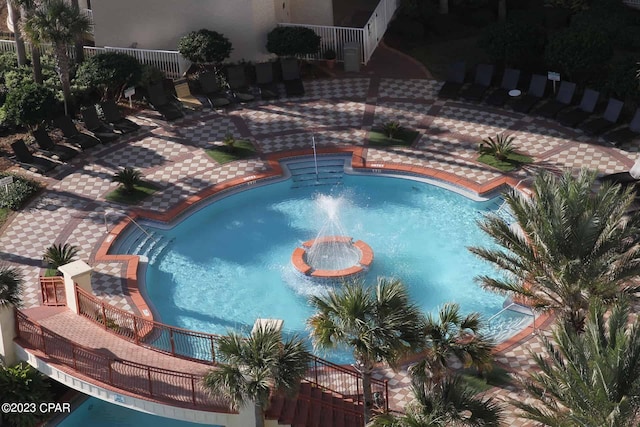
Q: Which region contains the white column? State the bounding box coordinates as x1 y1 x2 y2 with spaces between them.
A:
226 405 258 427
0 304 17 366
58 260 93 314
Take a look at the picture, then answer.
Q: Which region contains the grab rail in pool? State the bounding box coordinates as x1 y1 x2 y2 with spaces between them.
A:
104 210 157 243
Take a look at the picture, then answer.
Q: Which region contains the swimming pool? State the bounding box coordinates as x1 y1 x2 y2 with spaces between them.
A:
116 160 530 362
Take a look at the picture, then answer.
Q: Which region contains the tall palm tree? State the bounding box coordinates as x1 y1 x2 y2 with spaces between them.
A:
0 264 22 308
469 169 640 332
13 0 43 83
202 324 310 427
308 278 425 423
514 300 640 426
410 303 494 386
6 0 26 66
21 0 90 115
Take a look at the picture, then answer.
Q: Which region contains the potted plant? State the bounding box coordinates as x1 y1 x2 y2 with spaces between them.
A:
324 48 337 69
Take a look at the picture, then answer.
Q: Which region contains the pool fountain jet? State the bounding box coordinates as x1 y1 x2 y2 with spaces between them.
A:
291 195 373 282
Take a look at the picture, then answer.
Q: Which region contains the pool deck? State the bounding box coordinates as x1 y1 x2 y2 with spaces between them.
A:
3 76 638 425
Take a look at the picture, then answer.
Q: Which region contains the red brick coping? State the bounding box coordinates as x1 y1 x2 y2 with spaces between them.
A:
292 236 374 279
94 146 531 356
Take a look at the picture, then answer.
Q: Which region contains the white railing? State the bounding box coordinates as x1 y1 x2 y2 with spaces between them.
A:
0 39 76 59
84 46 189 79
277 0 399 64
81 8 94 34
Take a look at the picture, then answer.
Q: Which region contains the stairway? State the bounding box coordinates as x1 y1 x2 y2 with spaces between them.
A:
109 226 173 265
286 157 346 188
266 381 364 427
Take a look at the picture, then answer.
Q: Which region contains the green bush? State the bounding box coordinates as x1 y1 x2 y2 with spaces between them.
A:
544 28 613 82
480 18 545 68
0 174 41 210
139 64 165 88
0 52 17 81
604 55 640 106
178 29 233 64
1 83 59 130
75 52 143 100
43 243 79 269
0 363 53 427
266 27 321 57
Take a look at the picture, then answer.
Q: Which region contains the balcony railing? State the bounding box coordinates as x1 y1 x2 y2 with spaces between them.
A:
40 276 66 306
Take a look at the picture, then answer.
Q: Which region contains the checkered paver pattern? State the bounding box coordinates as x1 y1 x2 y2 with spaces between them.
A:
512 124 573 157
378 78 442 100
300 78 370 101
257 129 367 153
100 135 193 170
545 143 630 175
91 262 133 311
52 163 118 200
429 105 521 140
373 101 431 130
177 115 241 148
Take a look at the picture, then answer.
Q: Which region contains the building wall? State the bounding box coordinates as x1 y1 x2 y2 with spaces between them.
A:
289 0 333 26
91 0 277 62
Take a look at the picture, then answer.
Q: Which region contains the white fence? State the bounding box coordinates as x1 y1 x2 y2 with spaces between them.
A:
277 0 399 64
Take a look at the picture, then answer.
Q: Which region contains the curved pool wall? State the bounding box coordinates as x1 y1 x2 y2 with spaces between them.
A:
110 155 533 363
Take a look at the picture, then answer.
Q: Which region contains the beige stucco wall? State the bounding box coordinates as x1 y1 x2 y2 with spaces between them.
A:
289 0 333 25
91 0 277 62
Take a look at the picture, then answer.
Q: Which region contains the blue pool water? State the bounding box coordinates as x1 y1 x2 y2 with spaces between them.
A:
129 170 528 362
53 397 220 427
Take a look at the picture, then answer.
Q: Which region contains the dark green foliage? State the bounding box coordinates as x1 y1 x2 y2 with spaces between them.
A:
479 134 515 161
0 174 41 210
0 264 22 308
1 83 59 130
177 29 232 64
75 52 142 100
544 28 612 82
266 27 321 57
4 62 58 92
138 64 165 88
382 121 401 138
43 243 79 269
605 55 640 105
0 52 18 81
479 18 545 68
616 26 640 51
112 167 142 193
0 363 53 427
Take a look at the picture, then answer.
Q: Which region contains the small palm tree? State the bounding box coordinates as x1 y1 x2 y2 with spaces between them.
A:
382 121 402 138
43 243 78 270
202 324 310 427
478 134 515 161
0 264 22 308
514 300 640 426
308 278 425 423
410 303 494 386
112 167 142 194
469 169 640 332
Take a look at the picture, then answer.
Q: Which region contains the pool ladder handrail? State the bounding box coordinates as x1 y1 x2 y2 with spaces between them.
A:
104 210 158 243
487 301 537 335
496 178 528 214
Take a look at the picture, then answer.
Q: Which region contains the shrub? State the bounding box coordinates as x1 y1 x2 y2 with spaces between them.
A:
382 121 402 138
480 18 545 68
75 52 143 100
544 28 613 82
43 243 79 269
604 55 640 106
1 83 59 130
0 363 53 427
178 29 233 64
223 133 236 152
112 167 142 193
0 174 41 210
0 52 17 81
139 64 165 88
479 134 515 161
266 27 321 57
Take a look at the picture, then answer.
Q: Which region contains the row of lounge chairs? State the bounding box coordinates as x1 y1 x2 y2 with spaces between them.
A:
438 61 640 146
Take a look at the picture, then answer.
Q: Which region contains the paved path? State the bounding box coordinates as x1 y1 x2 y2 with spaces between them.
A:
3 77 638 425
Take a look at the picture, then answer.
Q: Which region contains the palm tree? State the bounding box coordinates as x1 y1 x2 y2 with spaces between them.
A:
6 0 27 66
43 243 78 270
514 299 640 426
202 324 310 427
0 264 22 308
112 167 142 194
13 0 43 83
308 278 425 423
410 303 494 386
21 0 90 115
469 169 640 332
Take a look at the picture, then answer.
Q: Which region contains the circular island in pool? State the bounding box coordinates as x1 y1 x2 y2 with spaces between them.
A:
112 156 531 363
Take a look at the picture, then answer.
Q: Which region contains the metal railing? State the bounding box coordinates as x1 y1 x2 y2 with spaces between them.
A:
83 46 187 79
295 387 365 425
81 9 94 34
14 311 230 411
40 277 66 306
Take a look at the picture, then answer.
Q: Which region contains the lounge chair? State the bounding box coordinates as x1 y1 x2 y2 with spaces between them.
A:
198 72 232 108
280 58 305 97
100 100 141 133
602 108 640 146
485 68 520 107
53 116 101 150
512 74 547 113
537 81 576 118
459 64 494 102
600 157 640 190
81 106 119 142
579 98 624 135
254 62 279 100
557 88 599 128
226 65 255 102
146 82 184 121
437 61 465 100
173 78 206 110
32 128 78 161
10 139 57 174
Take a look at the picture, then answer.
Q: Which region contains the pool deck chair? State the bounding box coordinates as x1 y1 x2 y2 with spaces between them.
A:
198 72 232 109
173 79 205 110
10 139 57 174
485 68 520 107
557 88 599 128
254 62 279 100
579 98 624 135
281 58 305 97
146 82 184 121
459 64 494 102
53 116 101 150
100 100 140 133
81 106 119 142
513 74 547 113
226 65 255 102
437 61 465 100
537 81 576 118
603 108 640 146
32 128 78 161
